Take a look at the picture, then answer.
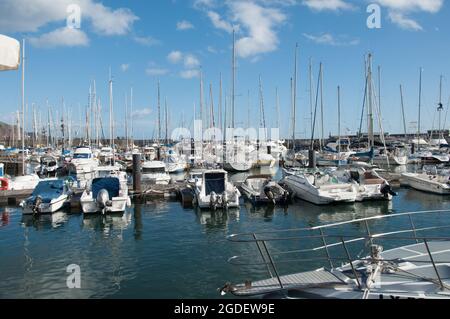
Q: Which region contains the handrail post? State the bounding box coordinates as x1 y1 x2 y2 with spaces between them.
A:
341 237 361 290
253 233 273 278
364 220 374 247
319 228 334 269
423 239 445 290
408 214 419 244
261 240 284 290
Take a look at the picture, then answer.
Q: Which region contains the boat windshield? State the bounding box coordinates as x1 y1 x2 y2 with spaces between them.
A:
205 173 226 195
74 153 91 159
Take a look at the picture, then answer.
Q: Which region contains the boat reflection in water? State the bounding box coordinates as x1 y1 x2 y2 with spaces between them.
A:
82 211 132 236
195 207 240 229
21 210 69 229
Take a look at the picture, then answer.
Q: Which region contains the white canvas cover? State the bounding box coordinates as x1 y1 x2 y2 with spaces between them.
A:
0 34 20 71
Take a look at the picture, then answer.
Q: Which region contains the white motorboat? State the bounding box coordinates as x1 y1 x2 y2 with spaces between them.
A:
67 147 99 187
194 169 240 210
141 161 171 185
0 173 40 191
163 149 187 174
99 147 114 164
21 179 71 214
283 169 357 205
333 167 396 202
80 176 131 214
143 146 157 161
240 175 289 206
34 155 59 178
401 172 450 195
222 210 450 299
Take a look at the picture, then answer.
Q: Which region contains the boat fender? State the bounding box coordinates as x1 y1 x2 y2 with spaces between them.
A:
210 191 218 210
0 178 9 191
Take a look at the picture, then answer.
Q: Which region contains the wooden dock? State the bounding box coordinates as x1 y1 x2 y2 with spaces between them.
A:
0 189 33 205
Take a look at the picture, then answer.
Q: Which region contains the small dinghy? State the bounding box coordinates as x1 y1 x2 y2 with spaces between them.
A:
240 175 289 206
21 179 71 215
81 177 131 214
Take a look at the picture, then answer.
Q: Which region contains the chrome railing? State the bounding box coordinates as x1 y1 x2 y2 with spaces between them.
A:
227 210 450 293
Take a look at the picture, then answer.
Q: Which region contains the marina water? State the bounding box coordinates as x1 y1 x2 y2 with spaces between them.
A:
1 167 449 299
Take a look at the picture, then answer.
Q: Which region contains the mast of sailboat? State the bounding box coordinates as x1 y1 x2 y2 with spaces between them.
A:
275 87 280 130
338 86 341 156
259 75 267 141
157 80 161 147
209 84 215 129
418 67 423 149
367 54 374 150
309 58 313 138
130 87 134 148
165 97 169 145
320 63 324 151
400 84 407 139
200 70 204 126
21 39 25 175
125 93 129 151
219 73 223 133
109 68 115 165
293 43 298 151
232 29 236 130
438 75 444 141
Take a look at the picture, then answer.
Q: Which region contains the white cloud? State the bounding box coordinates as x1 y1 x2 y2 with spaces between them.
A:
207 46 217 53
121 64 130 72
231 2 286 58
184 54 200 68
146 68 169 76
167 51 183 64
133 36 160 46
303 33 360 46
29 27 89 48
177 20 194 30
207 11 235 33
388 12 423 31
374 0 443 31
131 108 152 118
180 69 200 79
302 0 354 11
375 0 443 13
0 0 138 35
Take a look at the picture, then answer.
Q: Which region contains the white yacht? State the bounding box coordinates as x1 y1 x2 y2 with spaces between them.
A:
163 149 187 174
194 169 240 210
67 147 99 187
241 175 289 206
80 176 131 214
99 147 114 164
283 169 357 205
333 167 396 202
401 172 450 195
141 161 171 185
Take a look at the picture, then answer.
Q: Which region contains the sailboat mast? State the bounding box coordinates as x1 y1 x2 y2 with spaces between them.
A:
109 68 115 165
438 75 444 140
259 75 266 141
293 43 298 150
232 30 236 129
275 87 280 130
157 80 161 145
418 68 423 148
21 39 26 175
219 73 223 133
130 87 134 148
338 86 341 155
400 85 407 139
320 63 324 150
367 54 374 149
125 93 129 150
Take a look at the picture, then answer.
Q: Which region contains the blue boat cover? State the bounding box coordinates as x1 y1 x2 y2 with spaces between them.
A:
205 173 226 196
31 180 65 203
92 177 120 200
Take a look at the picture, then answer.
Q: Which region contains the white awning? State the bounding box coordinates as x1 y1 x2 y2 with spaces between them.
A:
0 34 20 71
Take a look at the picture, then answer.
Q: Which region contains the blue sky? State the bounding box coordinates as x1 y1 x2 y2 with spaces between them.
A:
0 0 448 139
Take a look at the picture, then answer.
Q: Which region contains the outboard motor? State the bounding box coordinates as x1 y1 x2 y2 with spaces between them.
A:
209 191 218 211
380 183 397 197
97 189 110 213
264 186 276 205
33 196 43 214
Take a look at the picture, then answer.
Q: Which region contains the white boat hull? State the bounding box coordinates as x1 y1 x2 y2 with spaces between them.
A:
22 195 68 215
401 173 450 195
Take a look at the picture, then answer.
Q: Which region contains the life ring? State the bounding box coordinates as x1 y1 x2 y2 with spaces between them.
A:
0 178 9 191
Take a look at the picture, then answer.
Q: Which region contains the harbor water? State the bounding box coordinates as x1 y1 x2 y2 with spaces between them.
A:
1 167 450 299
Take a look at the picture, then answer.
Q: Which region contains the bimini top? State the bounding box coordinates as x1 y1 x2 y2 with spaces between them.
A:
92 177 120 200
